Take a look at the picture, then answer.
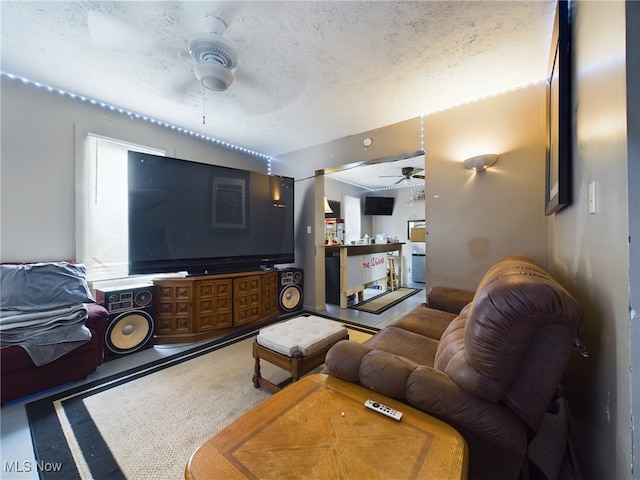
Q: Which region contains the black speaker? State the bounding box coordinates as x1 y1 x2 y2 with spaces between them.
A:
278 268 304 313
95 285 155 361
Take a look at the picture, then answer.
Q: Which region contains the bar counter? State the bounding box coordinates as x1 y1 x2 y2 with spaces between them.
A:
325 243 404 308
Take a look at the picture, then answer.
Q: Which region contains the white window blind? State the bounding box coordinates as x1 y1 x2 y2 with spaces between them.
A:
78 135 164 282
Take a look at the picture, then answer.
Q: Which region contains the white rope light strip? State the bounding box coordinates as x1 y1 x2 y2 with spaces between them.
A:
1 71 275 167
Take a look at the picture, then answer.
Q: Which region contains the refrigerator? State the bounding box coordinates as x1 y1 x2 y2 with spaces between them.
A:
409 222 426 284
412 242 426 283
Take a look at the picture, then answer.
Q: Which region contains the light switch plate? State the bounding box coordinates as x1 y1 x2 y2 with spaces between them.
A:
588 181 597 214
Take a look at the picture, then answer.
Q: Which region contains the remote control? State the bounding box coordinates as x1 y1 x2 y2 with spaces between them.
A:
364 399 403 421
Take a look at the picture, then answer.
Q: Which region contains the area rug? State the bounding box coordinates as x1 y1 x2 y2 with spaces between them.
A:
26 315 376 480
350 287 422 314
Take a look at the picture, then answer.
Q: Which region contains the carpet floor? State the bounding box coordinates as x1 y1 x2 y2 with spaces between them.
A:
26 316 376 480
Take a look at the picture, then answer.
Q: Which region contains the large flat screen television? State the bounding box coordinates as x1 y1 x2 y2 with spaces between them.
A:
128 152 295 275
364 196 395 215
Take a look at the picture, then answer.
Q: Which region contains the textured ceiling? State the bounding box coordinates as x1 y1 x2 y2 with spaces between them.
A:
1 1 555 165
328 155 427 190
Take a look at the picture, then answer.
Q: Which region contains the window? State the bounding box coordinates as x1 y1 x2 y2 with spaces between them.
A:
77 134 164 282
343 194 361 244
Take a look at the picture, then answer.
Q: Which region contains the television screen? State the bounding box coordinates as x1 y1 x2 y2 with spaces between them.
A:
128 152 294 275
364 196 395 215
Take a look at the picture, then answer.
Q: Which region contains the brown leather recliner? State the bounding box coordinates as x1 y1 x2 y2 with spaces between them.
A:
325 255 585 479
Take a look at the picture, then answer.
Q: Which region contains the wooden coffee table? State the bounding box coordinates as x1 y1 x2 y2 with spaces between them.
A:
185 374 468 479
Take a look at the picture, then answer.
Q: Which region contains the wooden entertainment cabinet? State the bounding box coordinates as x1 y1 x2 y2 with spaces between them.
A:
153 269 279 344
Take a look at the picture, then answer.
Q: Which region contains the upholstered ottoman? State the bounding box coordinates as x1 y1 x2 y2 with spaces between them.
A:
252 315 348 392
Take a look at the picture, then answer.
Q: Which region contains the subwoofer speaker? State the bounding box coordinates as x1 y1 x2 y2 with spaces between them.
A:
278 268 303 313
95 285 155 362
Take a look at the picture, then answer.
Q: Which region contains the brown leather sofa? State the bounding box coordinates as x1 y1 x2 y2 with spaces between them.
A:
325 255 585 479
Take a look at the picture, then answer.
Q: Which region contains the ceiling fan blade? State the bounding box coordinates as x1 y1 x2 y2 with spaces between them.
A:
225 28 308 116
169 71 200 101
412 174 425 179
394 178 406 185
379 175 403 178
87 10 170 53
409 168 424 175
227 66 299 116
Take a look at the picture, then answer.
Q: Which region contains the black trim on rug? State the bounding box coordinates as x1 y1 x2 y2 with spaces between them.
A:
63 397 124 480
26 398 82 480
25 313 378 479
348 287 422 314
305 312 380 335
26 322 271 479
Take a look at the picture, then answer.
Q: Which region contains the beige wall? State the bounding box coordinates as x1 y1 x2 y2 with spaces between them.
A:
282 84 549 307
279 84 550 307
627 1 640 475
552 1 633 477
0 78 268 263
324 176 371 236
279 117 424 311
424 84 549 290
5 77 547 308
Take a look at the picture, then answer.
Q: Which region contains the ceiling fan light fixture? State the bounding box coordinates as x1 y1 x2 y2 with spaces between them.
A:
194 61 234 91
189 26 238 92
463 154 499 172
189 34 238 68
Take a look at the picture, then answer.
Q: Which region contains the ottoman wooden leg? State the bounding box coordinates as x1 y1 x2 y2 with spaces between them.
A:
253 341 266 389
290 352 303 381
253 356 262 389
253 340 285 392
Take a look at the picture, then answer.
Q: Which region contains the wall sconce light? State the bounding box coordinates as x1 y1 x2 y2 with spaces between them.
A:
324 197 333 213
463 154 499 172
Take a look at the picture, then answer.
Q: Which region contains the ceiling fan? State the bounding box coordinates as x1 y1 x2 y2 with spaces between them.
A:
87 11 238 92
381 167 425 185
188 16 238 92
86 8 304 115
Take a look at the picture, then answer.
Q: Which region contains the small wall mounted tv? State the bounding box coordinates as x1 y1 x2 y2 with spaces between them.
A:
364 196 395 215
128 152 295 276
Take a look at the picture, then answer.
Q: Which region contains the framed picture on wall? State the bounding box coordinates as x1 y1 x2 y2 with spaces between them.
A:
545 0 572 215
212 177 247 229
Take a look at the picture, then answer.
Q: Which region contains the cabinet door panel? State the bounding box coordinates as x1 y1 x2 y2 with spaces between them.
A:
155 283 193 333
234 275 262 326
195 279 233 331
262 270 279 317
